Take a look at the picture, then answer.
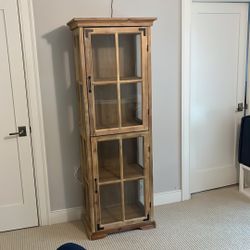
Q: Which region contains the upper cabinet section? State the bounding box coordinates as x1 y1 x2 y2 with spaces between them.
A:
68 18 156 136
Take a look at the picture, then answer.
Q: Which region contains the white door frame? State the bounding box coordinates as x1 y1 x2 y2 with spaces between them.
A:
181 0 250 201
17 0 50 225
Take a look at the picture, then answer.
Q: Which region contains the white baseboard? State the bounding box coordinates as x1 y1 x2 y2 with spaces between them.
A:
49 190 182 224
49 206 83 225
154 189 182 206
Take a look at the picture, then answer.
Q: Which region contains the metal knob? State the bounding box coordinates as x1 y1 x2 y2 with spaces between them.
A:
9 126 27 137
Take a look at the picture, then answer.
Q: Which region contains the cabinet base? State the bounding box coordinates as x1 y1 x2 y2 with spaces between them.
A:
88 221 156 240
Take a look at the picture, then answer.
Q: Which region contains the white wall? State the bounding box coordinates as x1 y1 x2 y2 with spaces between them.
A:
32 0 181 211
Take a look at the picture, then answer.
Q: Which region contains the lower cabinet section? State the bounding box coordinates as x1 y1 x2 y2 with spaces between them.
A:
81 132 155 239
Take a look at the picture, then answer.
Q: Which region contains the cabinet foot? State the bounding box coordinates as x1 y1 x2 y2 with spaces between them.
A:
89 221 156 240
139 221 156 230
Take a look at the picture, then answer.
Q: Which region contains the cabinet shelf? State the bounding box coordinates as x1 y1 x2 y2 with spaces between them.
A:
124 163 144 179
101 203 145 225
122 120 143 127
99 163 144 185
101 205 122 225
93 77 142 85
99 167 120 183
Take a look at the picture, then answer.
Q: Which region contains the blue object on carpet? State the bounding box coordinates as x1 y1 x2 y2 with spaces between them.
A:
239 115 250 167
57 243 86 250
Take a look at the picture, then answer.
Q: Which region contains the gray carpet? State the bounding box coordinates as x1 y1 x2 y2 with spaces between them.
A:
1 186 250 250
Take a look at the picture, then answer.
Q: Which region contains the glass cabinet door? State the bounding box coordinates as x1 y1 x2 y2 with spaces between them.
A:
84 28 148 136
92 133 150 227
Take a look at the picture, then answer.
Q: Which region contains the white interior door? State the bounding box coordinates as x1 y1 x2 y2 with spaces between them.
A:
0 0 38 231
190 3 248 193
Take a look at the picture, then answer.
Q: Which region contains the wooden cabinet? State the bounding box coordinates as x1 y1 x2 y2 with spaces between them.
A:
67 18 156 240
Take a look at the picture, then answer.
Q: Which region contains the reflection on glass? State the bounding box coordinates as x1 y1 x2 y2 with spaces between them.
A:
119 33 142 80
124 180 145 220
121 83 142 126
100 183 122 224
97 140 120 182
91 34 117 81
122 137 144 178
94 84 119 129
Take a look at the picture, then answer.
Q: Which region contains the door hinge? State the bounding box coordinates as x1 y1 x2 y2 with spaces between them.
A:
94 178 98 193
148 109 150 115
85 29 93 38
147 44 149 52
148 146 151 153
97 224 104 231
150 202 152 208
87 76 92 93
29 126 32 134
139 27 147 36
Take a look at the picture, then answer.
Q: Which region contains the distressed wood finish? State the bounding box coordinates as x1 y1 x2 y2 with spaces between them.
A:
67 18 156 30
68 18 156 240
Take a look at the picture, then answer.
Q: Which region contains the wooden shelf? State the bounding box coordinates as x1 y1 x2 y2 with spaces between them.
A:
101 204 123 225
124 163 144 179
125 203 145 220
99 164 144 185
96 120 143 130
93 77 142 85
99 167 120 184
101 203 145 225
96 122 119 130
122 120 142 127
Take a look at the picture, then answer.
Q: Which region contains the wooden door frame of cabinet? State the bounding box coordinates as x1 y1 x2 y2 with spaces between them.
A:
91 132 152 229
83 27 149 136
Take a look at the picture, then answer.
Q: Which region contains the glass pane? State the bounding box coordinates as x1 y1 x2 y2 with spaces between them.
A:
124 180 145 220
94 84 119 129
119 33 141 80
91 34 117 81
100 183 122 224
121 83 142 127
97 140 120 182
123 137 144 178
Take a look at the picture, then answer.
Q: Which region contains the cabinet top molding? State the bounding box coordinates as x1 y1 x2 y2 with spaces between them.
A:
67 17 157 30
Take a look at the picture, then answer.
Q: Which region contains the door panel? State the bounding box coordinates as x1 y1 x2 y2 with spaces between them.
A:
190 3 248 193
84 27 148 136
92 132 150 228
0 0 38 231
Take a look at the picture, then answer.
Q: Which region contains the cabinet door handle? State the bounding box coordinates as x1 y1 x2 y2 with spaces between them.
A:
87 76 92 93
